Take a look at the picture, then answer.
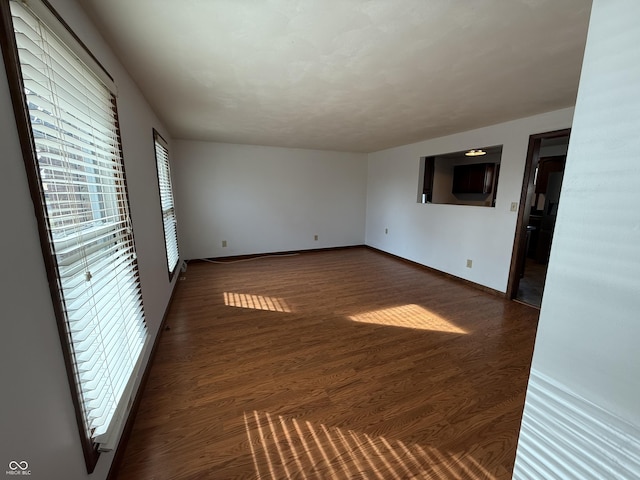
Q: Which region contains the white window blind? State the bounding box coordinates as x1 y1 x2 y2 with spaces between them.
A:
10 0 147 445
153 131 180 275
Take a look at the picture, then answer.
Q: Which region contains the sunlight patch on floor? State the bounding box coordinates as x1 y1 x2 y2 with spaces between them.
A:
244 410 492 479
348 304 467 333
224 292 292 313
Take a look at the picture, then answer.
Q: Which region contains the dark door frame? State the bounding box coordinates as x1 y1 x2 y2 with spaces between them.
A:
506 128 571 300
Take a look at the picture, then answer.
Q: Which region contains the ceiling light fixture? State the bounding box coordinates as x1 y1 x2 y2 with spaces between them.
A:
465 149 487 156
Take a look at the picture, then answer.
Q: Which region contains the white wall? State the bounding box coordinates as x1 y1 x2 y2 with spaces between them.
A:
514 1 640 477
539 143 568 157
0 0 176 478
365 108 574 292
173 141 367 260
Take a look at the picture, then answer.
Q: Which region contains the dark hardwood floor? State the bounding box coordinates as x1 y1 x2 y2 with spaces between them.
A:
114 247 539 479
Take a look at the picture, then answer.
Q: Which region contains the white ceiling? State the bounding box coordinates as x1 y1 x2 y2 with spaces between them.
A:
78 0 592 153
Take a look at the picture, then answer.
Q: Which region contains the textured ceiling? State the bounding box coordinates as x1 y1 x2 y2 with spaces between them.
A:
78 0 591 153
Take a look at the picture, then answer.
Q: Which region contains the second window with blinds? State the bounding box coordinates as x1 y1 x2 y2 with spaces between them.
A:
153 130 180 277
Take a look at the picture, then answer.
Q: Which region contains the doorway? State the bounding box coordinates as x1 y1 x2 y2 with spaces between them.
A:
507 129 571 307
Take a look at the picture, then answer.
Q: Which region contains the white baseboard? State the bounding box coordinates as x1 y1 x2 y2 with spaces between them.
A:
513 370 640 479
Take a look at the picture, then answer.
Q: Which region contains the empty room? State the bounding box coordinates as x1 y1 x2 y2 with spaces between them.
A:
1 1 639 479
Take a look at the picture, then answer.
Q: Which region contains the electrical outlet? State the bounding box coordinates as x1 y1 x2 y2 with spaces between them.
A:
222 240 227 247
510 202 518 212
466 259 473 268
385 228 388 234
314 234 318 241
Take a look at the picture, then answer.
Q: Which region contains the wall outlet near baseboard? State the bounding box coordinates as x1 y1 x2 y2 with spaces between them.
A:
222 240 227 247
466 259 473 268
385 228 388 234
314 234 318 241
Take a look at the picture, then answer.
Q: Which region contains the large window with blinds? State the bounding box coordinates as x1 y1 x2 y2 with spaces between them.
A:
153 130 180 277
1 0 147 471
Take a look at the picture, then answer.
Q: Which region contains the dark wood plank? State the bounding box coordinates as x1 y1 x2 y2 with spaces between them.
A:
114 247 538 479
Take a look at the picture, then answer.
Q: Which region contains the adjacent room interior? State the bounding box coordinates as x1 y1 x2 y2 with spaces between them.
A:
2 1 639 479
512 133 571 308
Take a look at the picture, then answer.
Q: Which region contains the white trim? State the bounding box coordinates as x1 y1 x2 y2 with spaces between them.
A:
514 370 640 479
